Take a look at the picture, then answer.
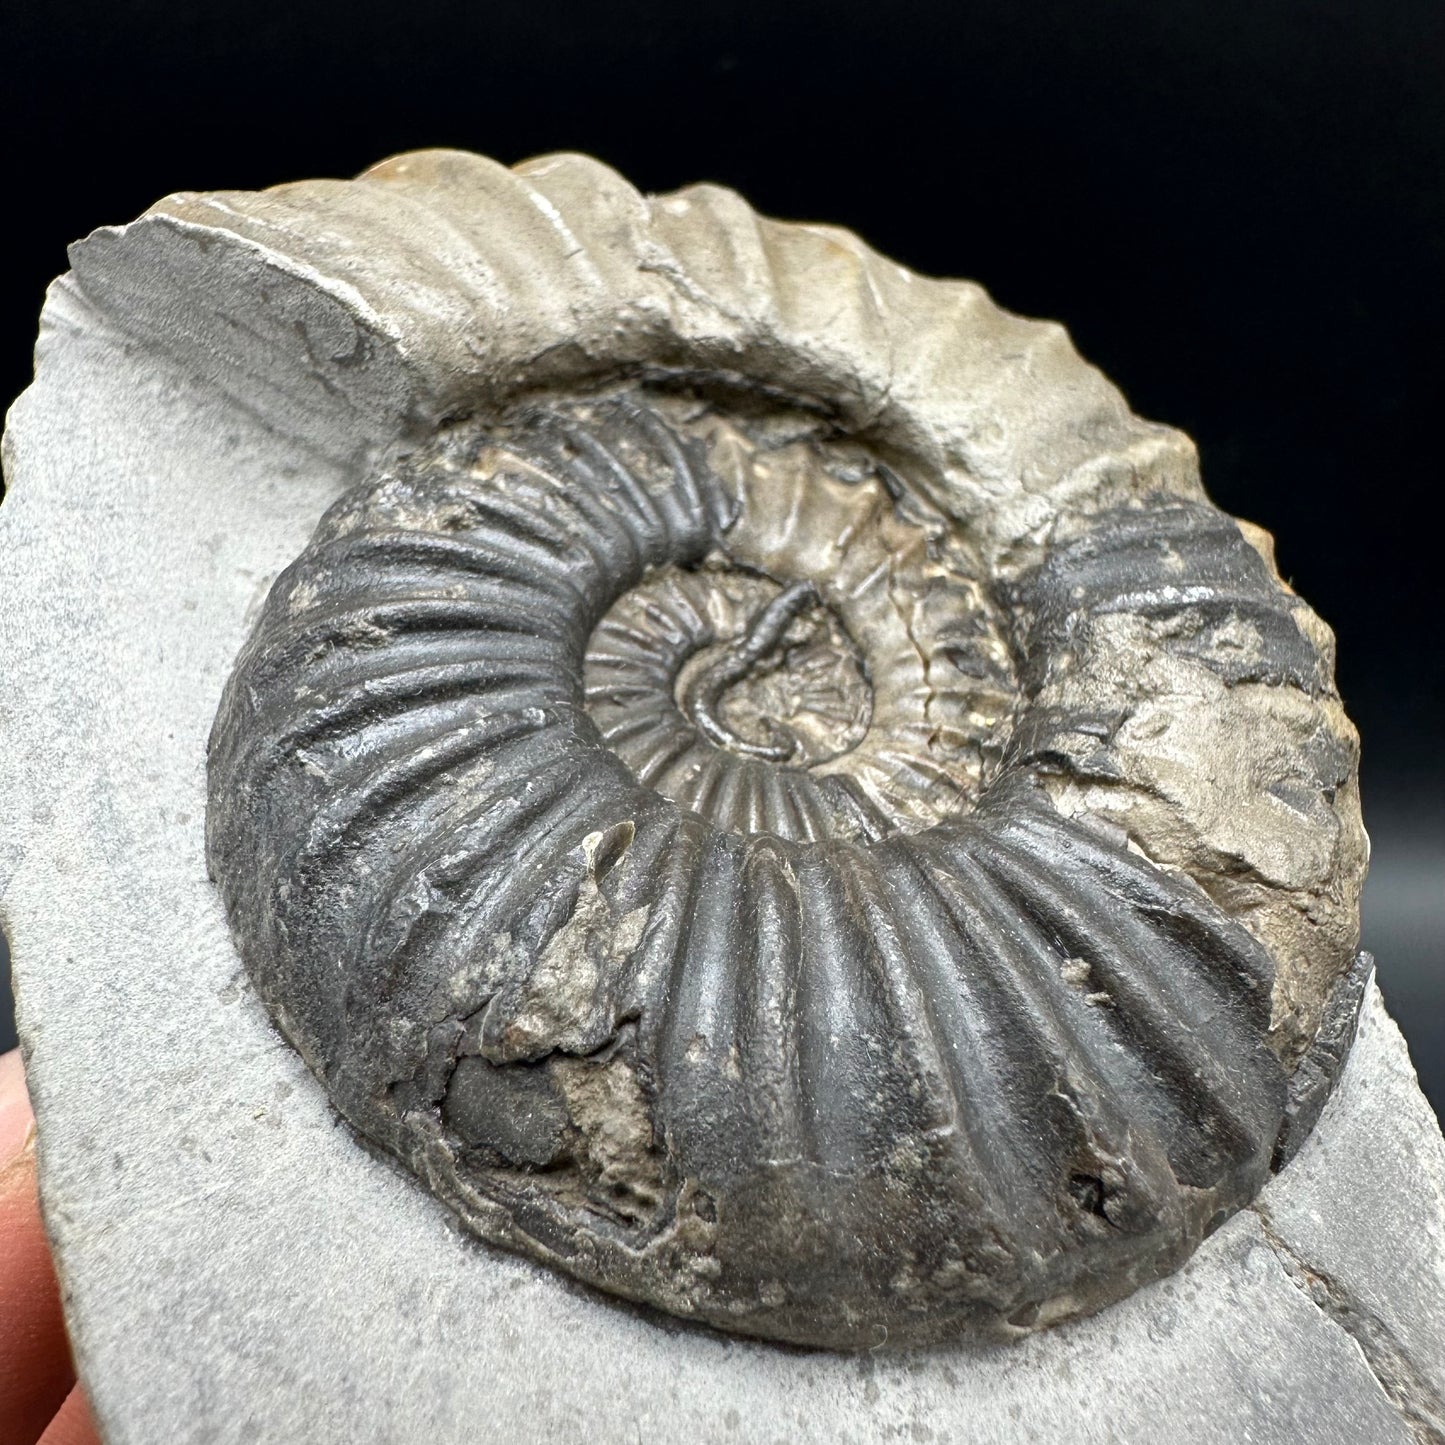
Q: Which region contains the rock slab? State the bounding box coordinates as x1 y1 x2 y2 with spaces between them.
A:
0 164 1441 1443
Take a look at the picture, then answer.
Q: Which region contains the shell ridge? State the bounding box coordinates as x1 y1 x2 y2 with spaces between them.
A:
734 838 811 1164
878 836 1079 1218
905 830 1152 1192
356 731 619 971
652 831 750 1164
961 800 1286 1189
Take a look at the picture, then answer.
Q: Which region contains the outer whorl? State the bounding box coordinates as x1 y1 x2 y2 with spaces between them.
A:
201 151 1367 1350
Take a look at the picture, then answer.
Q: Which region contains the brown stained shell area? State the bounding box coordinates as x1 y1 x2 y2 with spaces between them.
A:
207 388 1368 1349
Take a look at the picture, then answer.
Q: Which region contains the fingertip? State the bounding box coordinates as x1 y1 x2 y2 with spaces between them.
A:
37 1386 103 1445
0 1048 78 1445
0 1047 34 1169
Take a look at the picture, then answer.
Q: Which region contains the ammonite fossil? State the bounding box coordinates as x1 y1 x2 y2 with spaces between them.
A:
205 152 1367 1350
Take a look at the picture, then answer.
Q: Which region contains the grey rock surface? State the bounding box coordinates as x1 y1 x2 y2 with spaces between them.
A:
1 154 1440 1441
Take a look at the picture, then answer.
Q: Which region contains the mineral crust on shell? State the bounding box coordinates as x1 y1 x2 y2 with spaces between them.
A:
1 150 1440 1441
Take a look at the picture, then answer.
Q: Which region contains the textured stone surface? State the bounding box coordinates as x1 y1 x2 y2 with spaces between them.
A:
0 154 1439 1440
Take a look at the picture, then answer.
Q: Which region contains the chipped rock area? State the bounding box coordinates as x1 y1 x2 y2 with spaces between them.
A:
0 152 1438 1441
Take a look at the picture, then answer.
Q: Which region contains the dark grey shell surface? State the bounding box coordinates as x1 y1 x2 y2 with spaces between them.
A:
208 391 1365 1349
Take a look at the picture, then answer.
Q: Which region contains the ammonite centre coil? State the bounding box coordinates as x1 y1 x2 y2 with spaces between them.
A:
206 153 1367 1350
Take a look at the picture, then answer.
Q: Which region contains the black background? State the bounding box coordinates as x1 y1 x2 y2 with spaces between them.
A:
2 0 1441 1117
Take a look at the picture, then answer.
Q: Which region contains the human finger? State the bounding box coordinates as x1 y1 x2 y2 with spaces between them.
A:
0 1048 80 1445
36 1384 102 1445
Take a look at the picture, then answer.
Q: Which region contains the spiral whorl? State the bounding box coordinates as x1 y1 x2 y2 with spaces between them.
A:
205 382 1366 1348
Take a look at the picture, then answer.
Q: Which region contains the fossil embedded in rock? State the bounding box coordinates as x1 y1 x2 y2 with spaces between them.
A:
203 155 1368 1351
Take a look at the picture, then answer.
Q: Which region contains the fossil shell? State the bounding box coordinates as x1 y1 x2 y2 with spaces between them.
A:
202 152 1367 1349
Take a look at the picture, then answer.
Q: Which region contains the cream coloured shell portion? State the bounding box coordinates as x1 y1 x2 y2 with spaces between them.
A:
146 149 1203 570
